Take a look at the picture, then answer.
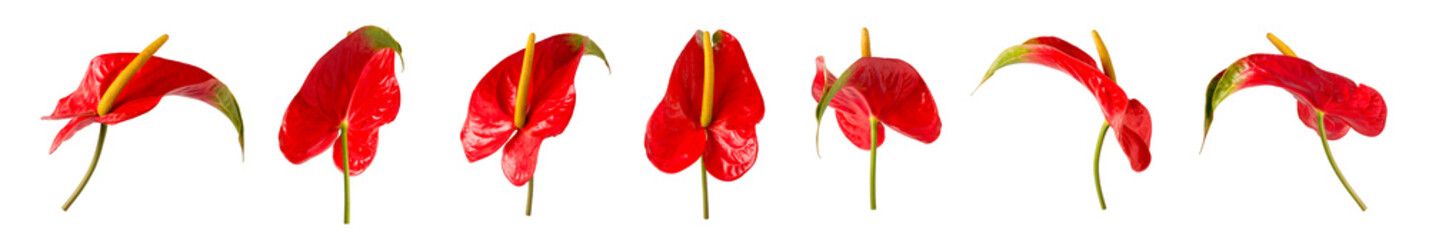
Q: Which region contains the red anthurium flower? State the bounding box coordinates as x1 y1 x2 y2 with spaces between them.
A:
1201 33 1386 211
812 28 941 210
278 25 402 224
44 34 245 211
975 31 1153 209
644 30 763 219
461 33 608 216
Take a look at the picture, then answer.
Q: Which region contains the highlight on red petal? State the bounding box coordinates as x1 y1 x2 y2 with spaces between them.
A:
1202 54 1387 142
279 25 402 174
461 33 608 187
335 126 380 176
45 53 245 154
978 36 1153 170
704 122 758 181
461 68 518 162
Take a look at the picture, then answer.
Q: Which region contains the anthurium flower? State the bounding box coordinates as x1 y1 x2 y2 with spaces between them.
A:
812 28 941 210
461 33 608 216
43 34 245 211
278 25 402 224
974 31 1153 209
1201 33 1386 211
644 30 763 219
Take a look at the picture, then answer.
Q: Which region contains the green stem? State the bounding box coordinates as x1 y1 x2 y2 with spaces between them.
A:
1093 123 1110 210
340 123 351 224
1316 111 1366 211
62 124 108 211
526 177 535 216
701 157 709 219
869 117 878 211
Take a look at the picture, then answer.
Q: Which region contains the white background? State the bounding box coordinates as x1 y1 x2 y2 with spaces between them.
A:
1 0 1425 238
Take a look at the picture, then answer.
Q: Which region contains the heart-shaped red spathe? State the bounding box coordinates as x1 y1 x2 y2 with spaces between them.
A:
810 56 941 150
1205 53 1386 140
644 30 764 181
45 53 245 153
461 33 608 186
978 36 1153 171
279 26 402 176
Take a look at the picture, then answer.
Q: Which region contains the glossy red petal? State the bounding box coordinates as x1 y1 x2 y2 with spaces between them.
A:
707 30 765 178
709 30 765 130
461 65 517 162
280 26 401 165
644 31 707 173
521 62 578 139
1297 102 1349 140
825 58 941 147
1327 84 1386 137
46 53 243 153
1024 36 1096 66
849 58 940 143
278 107 339 164
519 34 596 139
334 126 380 176
1205 54 1387 139
345 49 401 131
643 111 705 173
835 110 884 150
502 131 543 186
704 121 758 181
42 55 106 120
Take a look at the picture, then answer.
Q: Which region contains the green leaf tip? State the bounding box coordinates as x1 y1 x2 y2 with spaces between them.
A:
813 65 857 159
1200 64 1244 154
357 25 404 72
210 82 245 160
974 45 1033 95
568 34 610 73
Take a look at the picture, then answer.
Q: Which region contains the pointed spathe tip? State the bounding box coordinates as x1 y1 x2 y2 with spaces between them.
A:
1198 137 1207 155
814 121 824 159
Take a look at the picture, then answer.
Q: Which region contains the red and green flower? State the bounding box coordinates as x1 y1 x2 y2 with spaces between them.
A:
1201 33 1387 211
812 28 942 210
461 33 607 216
44 34 244 211
278 25 403 224
975 31 1153 209
644 30 763 219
